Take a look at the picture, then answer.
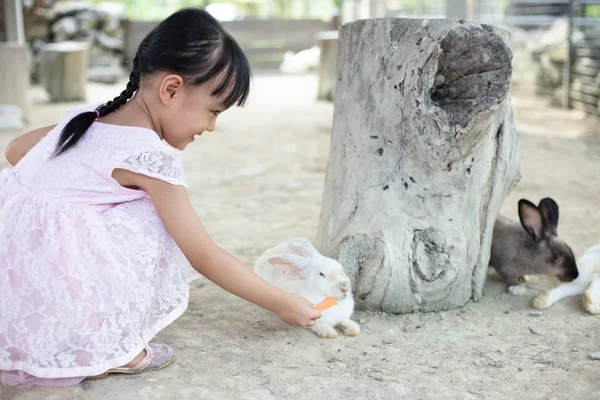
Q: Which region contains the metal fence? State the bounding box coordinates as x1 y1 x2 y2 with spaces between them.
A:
376 0 600 115
503 0 600 115
117 0 600 116
570 6 600 115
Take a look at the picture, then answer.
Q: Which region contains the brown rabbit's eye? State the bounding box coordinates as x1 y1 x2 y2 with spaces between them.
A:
319 272 326 278
552 253 560 261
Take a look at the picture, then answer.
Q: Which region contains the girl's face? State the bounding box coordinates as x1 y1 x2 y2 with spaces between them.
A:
153 72 231 150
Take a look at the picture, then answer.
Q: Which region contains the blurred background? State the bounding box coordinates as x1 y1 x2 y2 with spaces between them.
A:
0 0 599 249
1 0 599 122
1 3 600 398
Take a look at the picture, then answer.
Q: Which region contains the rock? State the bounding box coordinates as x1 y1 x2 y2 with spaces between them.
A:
381 329 397 344
589 352 600 360
88 45 123 68
76 10 100 33
96 31 125 51
97 3 125 35
51 16 79 41
53 1 91 17
88 65 125 84
529 327 544 335
24 2 126 85
530 310 543 317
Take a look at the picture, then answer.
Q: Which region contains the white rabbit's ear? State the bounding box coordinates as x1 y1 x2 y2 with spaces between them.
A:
268 254 311 280
287 238 319 258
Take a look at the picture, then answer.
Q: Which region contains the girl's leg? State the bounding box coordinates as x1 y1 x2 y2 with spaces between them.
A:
87 342 174 380
123 349 147 367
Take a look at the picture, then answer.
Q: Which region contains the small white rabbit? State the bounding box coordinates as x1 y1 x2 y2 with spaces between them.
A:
254 237 360 338
533 245 600 314
279 46 320 75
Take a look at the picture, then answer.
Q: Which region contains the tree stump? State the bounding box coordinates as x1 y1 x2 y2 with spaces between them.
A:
39 41 89 102
315 19 521 314
0 43 29 124
316 30 339 102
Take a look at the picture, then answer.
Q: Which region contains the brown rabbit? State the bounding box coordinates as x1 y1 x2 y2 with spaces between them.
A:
490 197 578 295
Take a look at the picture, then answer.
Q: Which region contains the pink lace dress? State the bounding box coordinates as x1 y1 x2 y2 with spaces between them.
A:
0 106 201 388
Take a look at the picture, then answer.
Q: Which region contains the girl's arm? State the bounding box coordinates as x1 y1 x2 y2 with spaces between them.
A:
113 168 322 327
5 125 56 166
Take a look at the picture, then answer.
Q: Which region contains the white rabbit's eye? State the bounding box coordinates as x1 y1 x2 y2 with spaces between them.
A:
319 272 326 278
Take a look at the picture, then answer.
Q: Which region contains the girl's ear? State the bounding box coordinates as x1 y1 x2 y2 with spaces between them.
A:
158 74 184 107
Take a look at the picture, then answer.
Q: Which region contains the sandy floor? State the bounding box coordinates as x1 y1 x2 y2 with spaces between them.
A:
1 74 599 400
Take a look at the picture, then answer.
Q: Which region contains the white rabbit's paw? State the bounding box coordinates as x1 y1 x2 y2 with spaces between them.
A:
338 319 361 337
583 289 600 315
508 285 528 296
312 323 338 339
532 291 553 309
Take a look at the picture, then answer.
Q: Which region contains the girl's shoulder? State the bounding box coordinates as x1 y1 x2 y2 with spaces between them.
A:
57 104 187 187
60 103 177 153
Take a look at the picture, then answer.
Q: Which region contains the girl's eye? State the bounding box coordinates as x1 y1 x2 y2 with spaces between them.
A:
319 273 326 278
211 111 219 116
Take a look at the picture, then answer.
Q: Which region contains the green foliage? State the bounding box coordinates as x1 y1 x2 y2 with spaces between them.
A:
585 5 600 17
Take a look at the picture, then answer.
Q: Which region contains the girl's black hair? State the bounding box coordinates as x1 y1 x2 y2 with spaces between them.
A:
53 7 251 156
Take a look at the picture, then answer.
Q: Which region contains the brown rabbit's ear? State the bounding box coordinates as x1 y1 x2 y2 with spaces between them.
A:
518 199 546 242
538 197 559 235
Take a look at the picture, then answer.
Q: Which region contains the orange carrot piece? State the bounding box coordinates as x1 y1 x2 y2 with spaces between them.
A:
314 297 337 311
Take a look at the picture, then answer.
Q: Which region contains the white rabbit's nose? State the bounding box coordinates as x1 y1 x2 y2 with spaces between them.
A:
340 281 349 293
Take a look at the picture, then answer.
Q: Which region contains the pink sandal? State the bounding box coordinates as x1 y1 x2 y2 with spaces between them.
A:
86 342 174 380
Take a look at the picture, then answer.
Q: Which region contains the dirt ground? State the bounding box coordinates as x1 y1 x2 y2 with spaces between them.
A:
1 74 599 400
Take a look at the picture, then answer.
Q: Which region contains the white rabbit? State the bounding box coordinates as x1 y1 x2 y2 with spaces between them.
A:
533 244 600 314
279 46 320 75
254 237 360 338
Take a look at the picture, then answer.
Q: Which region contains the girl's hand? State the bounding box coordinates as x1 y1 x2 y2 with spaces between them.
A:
134 175 325 323
275 293 322 327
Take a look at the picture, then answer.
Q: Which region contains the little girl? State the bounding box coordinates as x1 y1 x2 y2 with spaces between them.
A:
0 8 321 388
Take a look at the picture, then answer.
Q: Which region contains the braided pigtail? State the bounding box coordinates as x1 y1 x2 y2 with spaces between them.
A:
53 6 252 155
52 57 141 157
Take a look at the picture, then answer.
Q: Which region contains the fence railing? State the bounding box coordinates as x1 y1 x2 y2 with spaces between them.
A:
123 18 331 71
504 0 600 115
